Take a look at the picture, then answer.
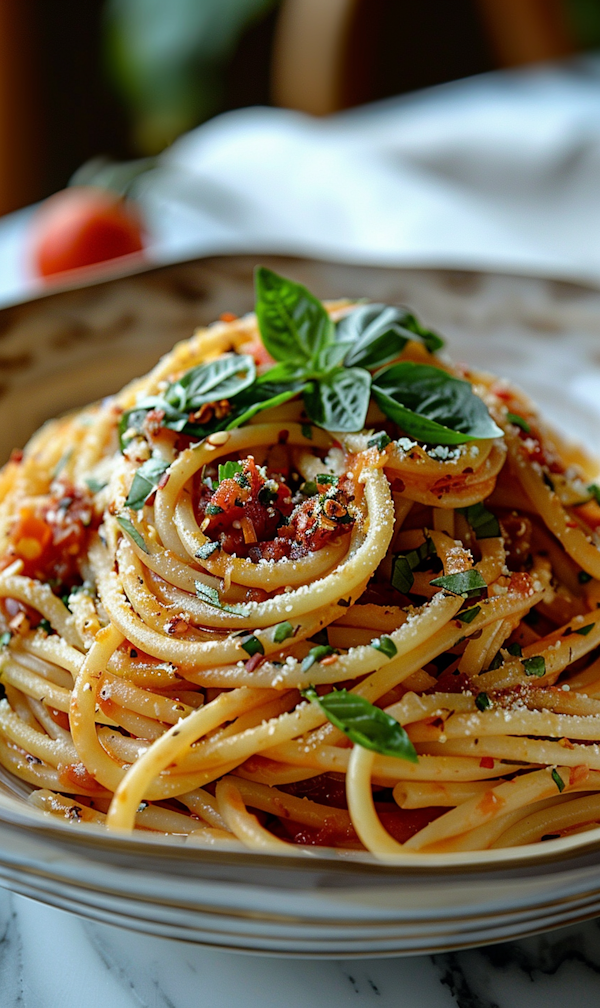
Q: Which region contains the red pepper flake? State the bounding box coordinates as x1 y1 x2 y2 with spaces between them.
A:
157 471 170 490
9 449 23 464
278 429 289 444
219 312 238 322
479 757 495 769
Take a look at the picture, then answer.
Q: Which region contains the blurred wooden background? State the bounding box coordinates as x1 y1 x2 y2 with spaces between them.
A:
0 0 595 216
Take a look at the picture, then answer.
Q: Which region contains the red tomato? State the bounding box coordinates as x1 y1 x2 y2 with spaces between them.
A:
30 186 145 278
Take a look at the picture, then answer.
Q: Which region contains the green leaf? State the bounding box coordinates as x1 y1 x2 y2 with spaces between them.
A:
85 477 107 493
522 655 546 677
506 412 531 433
303 367 371 432
301 645 335 672
574 623 594 636
302 687 418 762
367 432 391 451
255 267 334 365
429 569 487 597
475 691 491 711
125 456 169 510
226 386 303 430
506 642 523 656
164 354 255 412
458 502 500 539
588 483 600 504
551 768 565 793
456 605 481 624
371 636 398 659
38 618 53 635
273 621 294 644
116 514 149 553
300 480 318 497
301 423 312 439
195 540 220 560
217 460 243 484
372 362 503 445
391 554 414 594
336 304 443 368
241 634 264 657
206 503 223 516
579 571 593 584
194 581 251 616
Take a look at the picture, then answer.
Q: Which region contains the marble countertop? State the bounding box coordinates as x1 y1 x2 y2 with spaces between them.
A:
1 888 598 1008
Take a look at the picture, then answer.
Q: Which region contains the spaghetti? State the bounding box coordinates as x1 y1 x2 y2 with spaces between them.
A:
1 266 600 858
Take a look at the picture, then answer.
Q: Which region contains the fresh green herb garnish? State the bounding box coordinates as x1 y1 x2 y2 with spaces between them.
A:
579 571 593 584
574 623 594 636
195 540 220 560
125 456 169 510
430 570 487 597
371 636 398 659
273 621 294 644
217 460 243 484
165 354 256 413
391 554 414 594
456 605 481 624
85 477 107 494
301 645 335 672
588 484 600 504
206 503 224 516
543 472 555 493
371 363 503 446
506 412 530 433
301 423 312 439
367 432 391 451
506 642 523 657
335 303 444 365
551 768 565 793
522 655 546 677
116 514 149 553
302 687 418 762
194 581 251 616
38 618 53 635
458 502 500 539
475 692 491 711
240 635 264 657
300 480 318 497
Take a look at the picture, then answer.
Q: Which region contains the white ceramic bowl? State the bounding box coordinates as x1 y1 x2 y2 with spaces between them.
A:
2 254 600 956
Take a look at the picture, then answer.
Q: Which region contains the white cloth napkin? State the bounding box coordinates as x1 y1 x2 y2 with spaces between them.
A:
138 55 600 285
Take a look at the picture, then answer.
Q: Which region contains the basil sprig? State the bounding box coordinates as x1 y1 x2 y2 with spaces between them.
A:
119 267 501 446
372 363 503 445
125 456 169 510
302 687 418 762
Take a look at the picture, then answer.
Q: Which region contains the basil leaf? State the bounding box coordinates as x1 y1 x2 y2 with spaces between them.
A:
241 635 264 657
579 571 593 584
116 514 149 553
506 642 523 657
226 386 303 430
372 362 503 445
588 483 600 504
303 367 371 432
217 460 243 484
429 570 487 597
456 605 481 624
458 503 500 539
85 477 107 493
302 687 418 762
124 457 169 510
371 636 398 659
195 541 220 560
194 581 251 616
392 555 414 593
164 354 255 412
273 621 294 644
336 304 444 369
475 691 491 711
255 267 334 365
551 768 565 793
522 655 546 677
301 645 335 672
367 432 391 451
574 624 594 636
506 412 530 433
